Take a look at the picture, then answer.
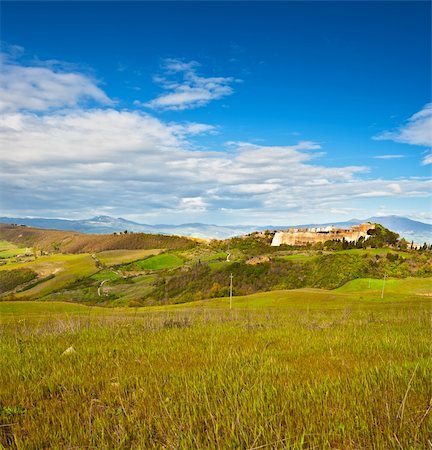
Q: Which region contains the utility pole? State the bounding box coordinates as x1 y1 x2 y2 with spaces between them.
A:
381 273 387 299
229 273 233 310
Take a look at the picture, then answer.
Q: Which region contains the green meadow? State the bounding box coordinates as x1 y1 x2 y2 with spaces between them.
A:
129 252 185 271
0 240 29 259
1 280 431 449
96 249 163 267
0 253 99 299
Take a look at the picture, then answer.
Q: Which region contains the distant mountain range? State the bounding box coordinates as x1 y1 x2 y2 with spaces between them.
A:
0 214 431 243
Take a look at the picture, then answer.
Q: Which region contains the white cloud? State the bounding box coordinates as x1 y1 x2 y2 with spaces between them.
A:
144 58 237 110
0 54 111 113
374 154 406 159
422 153 432 165
179 197 207 211
387 183 402 194
0 49 430 223
2 107 429 221
374 103 432 147
0 109 194 163
172 122 217 136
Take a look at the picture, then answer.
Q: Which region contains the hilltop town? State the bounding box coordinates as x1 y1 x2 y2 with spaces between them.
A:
271 223 375 246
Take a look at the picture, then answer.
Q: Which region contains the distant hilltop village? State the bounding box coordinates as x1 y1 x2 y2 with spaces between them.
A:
271 223 375 246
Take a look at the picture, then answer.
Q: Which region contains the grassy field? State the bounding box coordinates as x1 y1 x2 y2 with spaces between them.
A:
335 248 412 258
200 251 228 262
0 240 30 259
96 249 163 266
132 253 184 271
276 253 318 262
0 240 14 251
336 276 432 295
0 279 430 449
0 254 98 299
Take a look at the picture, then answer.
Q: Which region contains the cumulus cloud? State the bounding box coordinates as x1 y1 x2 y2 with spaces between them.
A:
1 107 430 221
0 109 200 163
0 54 111 113
0 49 430 223
374 103 432 147
144 58 237 110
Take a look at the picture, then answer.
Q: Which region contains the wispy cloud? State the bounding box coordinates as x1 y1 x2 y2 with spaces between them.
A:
143 58 238 111
374 103 432 147
374 103 432 165
422 154 432 165
374 154 406 160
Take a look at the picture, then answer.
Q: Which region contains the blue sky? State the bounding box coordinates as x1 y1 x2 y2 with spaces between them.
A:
1 1 431 225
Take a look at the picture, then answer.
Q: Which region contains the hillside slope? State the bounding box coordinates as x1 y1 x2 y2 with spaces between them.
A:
0 224 195 254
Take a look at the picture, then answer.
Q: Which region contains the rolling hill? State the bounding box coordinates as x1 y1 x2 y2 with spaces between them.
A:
0 224 195 254
0 214 431 243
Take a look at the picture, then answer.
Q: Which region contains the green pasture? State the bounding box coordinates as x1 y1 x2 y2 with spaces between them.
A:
1 275 430 317
130 273 157 284
132 252 184 270
90 269 122 282
167 276 429 311
0 253 98 299
199 251 228 261
0 240 21 253
208 260 230 270
276 253 317 262
0 240 13 251
96 249 162 266
0 248 30 259
101 274 157 305
336 276 431 295
335 248 411 258
0 300 104 318
0 240 30 259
